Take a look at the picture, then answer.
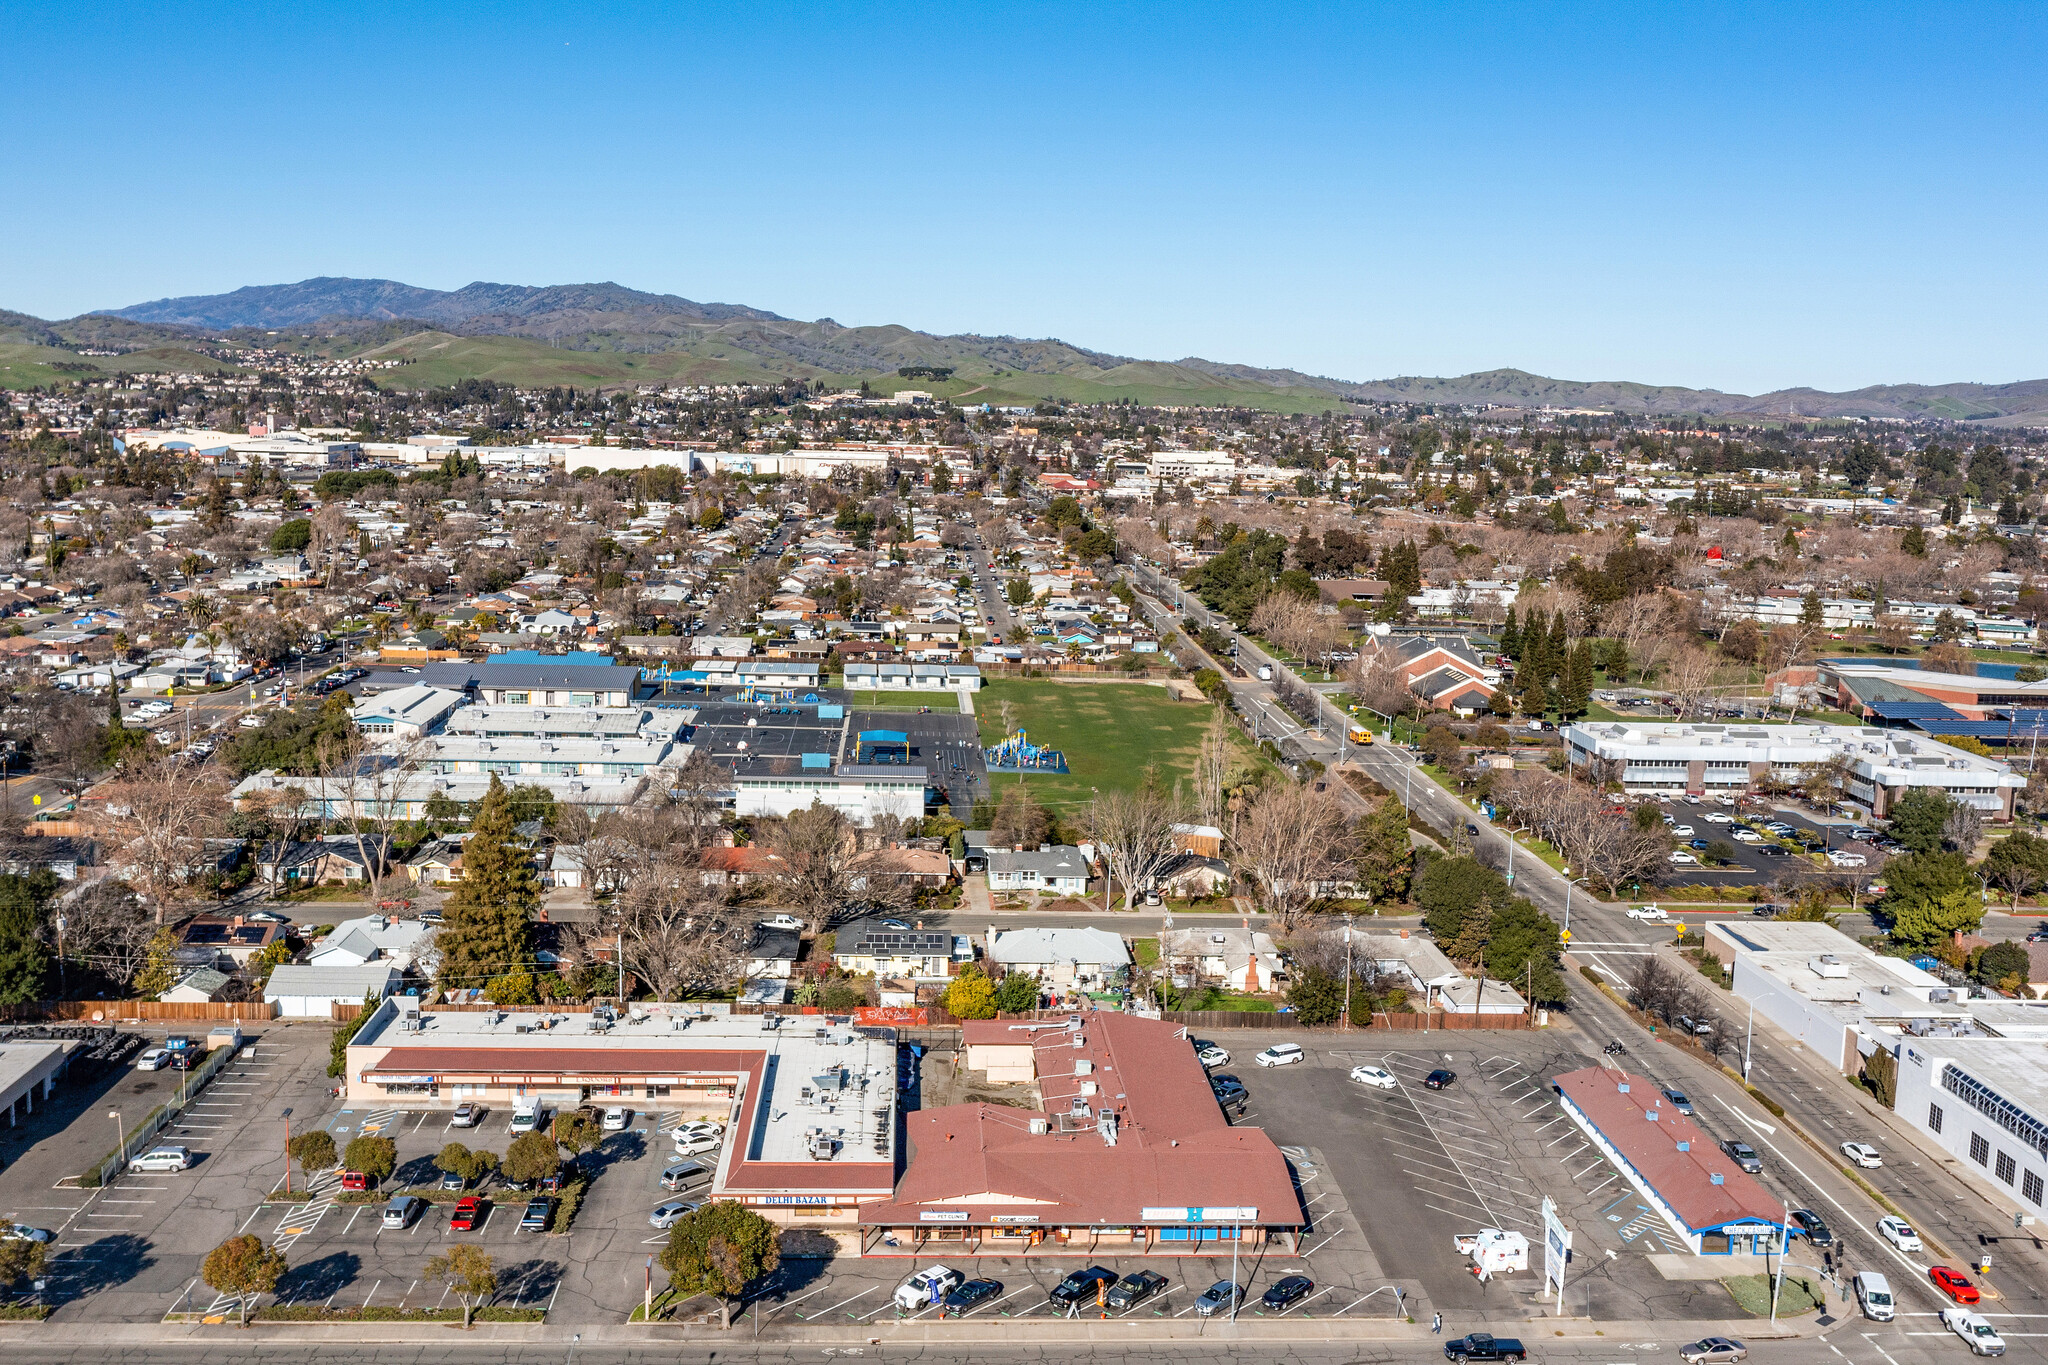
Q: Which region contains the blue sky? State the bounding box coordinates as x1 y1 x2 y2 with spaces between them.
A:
7 1 2045 393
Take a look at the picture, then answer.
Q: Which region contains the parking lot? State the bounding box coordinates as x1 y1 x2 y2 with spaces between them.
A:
1647 796 1889 890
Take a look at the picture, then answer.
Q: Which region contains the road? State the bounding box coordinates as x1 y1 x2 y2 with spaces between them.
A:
1117 552 2048 1312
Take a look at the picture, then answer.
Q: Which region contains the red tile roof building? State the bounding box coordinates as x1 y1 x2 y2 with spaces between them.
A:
857 1010 1301 1257
1554 1066 1787 1254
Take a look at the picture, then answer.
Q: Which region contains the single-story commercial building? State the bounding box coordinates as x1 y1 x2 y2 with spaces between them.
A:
344 999 898 1225
732 761 927 826
1555 1066 1788 1255
857 1011 1302 1257
0 1039 77 1128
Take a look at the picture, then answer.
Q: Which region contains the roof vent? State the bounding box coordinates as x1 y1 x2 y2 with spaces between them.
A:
1711 1173 1725 1185
1676 1141 1690 1151
1617 1083 1630 1093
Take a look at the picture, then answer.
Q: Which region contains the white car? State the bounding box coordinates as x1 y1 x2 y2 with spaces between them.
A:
1732 829 1764 843
1944 1307 2007 1356
1669 851 1699 865
1349 1064 1397 1089
1827 850 1868 867
134 1047 169 1071
894 1265 963 1311
1671 825 1696 838
1878 1215 1922 1252
1196 1045 1231 1069
1255 1043 1305 1068
1682 794 1701 805
1626 905 1669 922
1702 812 1733 824
130 1145 192 1172
1840 1142 1882 1168
672 1130 720 1156
602 1107 631 1132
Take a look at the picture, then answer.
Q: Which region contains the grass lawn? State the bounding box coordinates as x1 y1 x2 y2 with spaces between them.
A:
1720 1272 1825 1317
974 679 1230 811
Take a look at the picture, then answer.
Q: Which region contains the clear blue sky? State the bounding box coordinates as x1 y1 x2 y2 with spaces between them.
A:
8 1 2046 393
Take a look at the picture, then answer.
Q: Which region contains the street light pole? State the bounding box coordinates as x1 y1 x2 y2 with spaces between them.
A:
1343 913 1354 1029
281 1107 294 1196
1743 1000 1755 1080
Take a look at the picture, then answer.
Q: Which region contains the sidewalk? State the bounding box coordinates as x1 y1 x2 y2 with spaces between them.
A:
2 1313 1815 1347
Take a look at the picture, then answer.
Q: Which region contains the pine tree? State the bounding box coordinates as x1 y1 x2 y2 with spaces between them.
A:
133 927 179 999
1800 590 1824 626
435 774 537 989
1548 610 1569 662
1521 674 1549 719
1499 607 1521 661
1901 525 1927 557
1564 644 1595 717
1355 796 1414 906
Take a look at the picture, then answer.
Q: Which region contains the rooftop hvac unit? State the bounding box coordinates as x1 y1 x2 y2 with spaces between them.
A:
1074 1059 1093 1076
1029 1118 1049 1135
1080 1081 1098 1096
1070 1033 1085 1048
1810 955 1850 979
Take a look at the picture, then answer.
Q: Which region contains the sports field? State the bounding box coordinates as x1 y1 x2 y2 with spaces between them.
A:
974 679 1223 812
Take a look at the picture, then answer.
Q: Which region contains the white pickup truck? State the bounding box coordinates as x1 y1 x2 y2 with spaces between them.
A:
1626 905 1670 922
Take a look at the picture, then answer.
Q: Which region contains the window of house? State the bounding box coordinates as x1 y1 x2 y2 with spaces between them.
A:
2026 1170 2044 1206
1929 1103 1944 1133
1972 1132 1991 1165
1999 1150 2018 1185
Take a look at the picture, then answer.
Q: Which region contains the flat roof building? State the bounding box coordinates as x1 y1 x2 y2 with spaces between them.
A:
345 999 897 1224
415 662 640 707
733 760 927 825
0 1038 77 1130
1564 719 2024 818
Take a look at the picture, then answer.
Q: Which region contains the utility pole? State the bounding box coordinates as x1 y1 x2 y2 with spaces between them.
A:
1343 913 1354 1029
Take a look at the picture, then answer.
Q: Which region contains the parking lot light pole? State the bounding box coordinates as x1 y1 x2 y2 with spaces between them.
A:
281 1107 293 1196
109 1108 124 1167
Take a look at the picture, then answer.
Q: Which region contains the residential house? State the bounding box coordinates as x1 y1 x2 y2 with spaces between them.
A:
986 926 1131 995
832 926 953 978
307 914 433 972
849 845 951 890
986 845 1091 896
176 913 287 968
256 835 391 888
162 967 233 1004
1158 926 1282 993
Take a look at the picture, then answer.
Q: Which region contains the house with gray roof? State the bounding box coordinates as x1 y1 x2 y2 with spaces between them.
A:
986 845 1091 896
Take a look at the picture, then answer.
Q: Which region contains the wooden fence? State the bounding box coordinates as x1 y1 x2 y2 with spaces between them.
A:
1367 1009 1533 1031
0 1000 278 1023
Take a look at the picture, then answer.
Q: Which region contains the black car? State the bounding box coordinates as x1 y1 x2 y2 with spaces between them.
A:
1790 1208 1834 1247
1211 1075 1248 1112
1261 1275 1314 1310
1756 846 1792 858
944 1278 1003 1315
1424 1068 1456 1089
1048 1265 1117 1307
1104 1270 1169 1310
519 1196 554 1231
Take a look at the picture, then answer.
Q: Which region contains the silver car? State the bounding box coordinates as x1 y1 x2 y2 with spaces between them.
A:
649 1200 700 1229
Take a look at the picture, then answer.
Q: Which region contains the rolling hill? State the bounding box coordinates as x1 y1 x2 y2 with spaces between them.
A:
0 275 2028 421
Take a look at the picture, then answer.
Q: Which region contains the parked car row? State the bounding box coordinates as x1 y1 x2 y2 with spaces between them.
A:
892 1265 1306 1316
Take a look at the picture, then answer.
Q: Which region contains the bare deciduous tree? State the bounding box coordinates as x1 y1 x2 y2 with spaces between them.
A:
760 801 857 934
1084 787 1187 912
94 760 230 918
1231 781 1353 930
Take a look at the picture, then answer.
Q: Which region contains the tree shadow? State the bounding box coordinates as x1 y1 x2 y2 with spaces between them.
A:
45 1233 154 1306
580 1127 646 1179
394 1152 442 1186
494 1257 560 1308
276 1250 362 1305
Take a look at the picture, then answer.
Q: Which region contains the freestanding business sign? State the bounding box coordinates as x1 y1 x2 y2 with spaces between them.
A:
1541 1196 1572 1310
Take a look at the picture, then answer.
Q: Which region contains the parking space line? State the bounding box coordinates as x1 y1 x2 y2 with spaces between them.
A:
811 1287 874 1318
1281 1285 1334 1314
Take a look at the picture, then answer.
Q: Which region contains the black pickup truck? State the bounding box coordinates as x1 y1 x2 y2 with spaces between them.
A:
1445 1334 1527 1363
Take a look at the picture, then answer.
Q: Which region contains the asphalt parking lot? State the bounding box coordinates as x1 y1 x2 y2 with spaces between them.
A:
1648 798 1889 890
1202 1028 1751 1323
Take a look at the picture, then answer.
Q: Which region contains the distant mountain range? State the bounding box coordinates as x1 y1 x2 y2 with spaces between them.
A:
0 275 2038 423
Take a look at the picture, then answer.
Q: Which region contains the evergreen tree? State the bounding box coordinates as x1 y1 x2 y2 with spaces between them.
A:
1498 607 1521 661
1800 590 1824 626
1354 796 1414 905
133 926 179 999
1548 609 1569 663
1563 643 1595 717
1521 673 1549 718
435 774 537 988
1901 525 1927 556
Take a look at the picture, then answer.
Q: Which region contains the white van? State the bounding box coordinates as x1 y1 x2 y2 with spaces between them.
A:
1855 1271 1895 1322
509 1099 544 1135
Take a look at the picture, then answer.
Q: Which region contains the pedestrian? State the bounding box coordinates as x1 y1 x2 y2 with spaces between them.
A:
1433 1312 1443 1334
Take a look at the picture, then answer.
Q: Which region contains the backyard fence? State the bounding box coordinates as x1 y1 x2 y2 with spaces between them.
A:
0 1000 277 1023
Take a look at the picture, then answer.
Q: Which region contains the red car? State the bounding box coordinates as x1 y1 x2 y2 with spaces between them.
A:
1930 1266 1980 1304
340 1171 369 1192
448 1197 485 1232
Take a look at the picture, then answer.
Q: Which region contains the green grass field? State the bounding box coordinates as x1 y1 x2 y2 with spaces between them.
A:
975 679 1225 814
845 690 957 711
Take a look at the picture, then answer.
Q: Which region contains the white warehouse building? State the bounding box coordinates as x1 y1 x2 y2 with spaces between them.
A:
1563 720 2025 818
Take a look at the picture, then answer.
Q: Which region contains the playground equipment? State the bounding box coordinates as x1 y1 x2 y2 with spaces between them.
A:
984 728 1070 774
857 729 912 764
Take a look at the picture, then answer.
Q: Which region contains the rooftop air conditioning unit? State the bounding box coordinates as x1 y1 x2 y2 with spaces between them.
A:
1074 1059 1093 1075
1080 1081 1098 1096
1810 955 1850 979
1029 1118 1049 1135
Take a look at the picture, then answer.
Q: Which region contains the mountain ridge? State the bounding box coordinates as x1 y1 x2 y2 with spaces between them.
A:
0 276 2031 422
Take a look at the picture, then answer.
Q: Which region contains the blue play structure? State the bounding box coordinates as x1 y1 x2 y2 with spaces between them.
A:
984 727 1070 774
